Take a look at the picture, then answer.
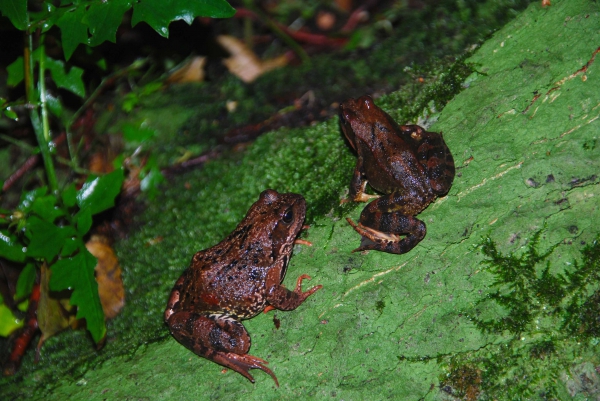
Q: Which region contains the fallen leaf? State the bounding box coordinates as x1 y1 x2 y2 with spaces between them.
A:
86 235 125 319
166 56 207 84
37 263 73 351
217 35 288 83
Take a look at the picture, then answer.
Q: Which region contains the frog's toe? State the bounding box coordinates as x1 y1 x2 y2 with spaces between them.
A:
219 352 279 387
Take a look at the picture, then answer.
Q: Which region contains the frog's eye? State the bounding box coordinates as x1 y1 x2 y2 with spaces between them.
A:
282 208 294 224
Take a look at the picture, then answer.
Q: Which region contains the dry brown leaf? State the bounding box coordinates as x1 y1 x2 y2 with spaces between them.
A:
87 235 125 319
36 263 73 352
217 35 288 83
166 56 207 84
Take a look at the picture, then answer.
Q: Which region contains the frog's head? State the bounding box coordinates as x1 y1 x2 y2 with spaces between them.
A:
243 189 306 267
339 95 379 148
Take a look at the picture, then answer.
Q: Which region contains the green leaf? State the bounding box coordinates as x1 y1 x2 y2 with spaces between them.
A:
60 237 79 257
0 229 26 263
45 92 63 118
24 216 70 261
25 219 62 260
44 57 85 98
0 303 23 337
18 187 48 213
140 155 165 199
15 263 36 300
75 207 92 236
122 122 157 144
55 6 88 60
61 184 77 208
96 58 107 71
30 194 65 223
0 0 28 30
30 2 67 33
50 249 106 343
132 0 235 38
4 108 18 120
121 92 139 113
6 56 24 87
76 169 124 216
83 1 133 47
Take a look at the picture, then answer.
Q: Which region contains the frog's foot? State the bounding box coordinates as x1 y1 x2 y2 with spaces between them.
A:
214 351 279 387
266 275 322 311
294 274 323 298
263 276 321 313
346 216 426 254
354 193 380 202
340 193 380 205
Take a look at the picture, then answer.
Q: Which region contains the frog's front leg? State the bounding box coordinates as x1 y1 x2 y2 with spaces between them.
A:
346 191 427 254
266 274 322 311
342 156 380 204
166 311 279 386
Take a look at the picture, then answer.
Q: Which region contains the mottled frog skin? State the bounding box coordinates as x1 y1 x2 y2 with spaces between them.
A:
164 189 322 386
339 95 455 254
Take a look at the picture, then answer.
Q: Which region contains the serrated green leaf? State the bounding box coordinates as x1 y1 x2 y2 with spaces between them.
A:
0 0 27 30
6 56 24 87
76 169 124 216
44 57 85 98
75 207 92 236
28 1 62 32
49 249 106 343
15 263 36 300
18 187 48 212
0 229 26 263
84 0 133 47
55 6 88 60
30 194 65 223
25 216 67 260
132 0 235 38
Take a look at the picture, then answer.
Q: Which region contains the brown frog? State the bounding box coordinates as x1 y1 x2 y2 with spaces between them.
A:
164 189 322 386
339 95 455 254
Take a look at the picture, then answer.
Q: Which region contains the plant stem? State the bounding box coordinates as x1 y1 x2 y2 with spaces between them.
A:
26 32 58 193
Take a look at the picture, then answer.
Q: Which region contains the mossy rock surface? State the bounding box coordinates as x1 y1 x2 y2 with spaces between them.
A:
2 0 600 399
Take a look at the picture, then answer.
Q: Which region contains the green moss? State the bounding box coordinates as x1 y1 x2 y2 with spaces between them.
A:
439 234 600 400
472 230 559 335
473 233 600 340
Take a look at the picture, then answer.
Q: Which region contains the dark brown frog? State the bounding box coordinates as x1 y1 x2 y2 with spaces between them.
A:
339 95 455 254
164 189 322 386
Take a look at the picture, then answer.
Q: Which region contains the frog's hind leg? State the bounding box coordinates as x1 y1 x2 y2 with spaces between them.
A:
400 124 455 195
166 312 279 386
347 209 426 254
